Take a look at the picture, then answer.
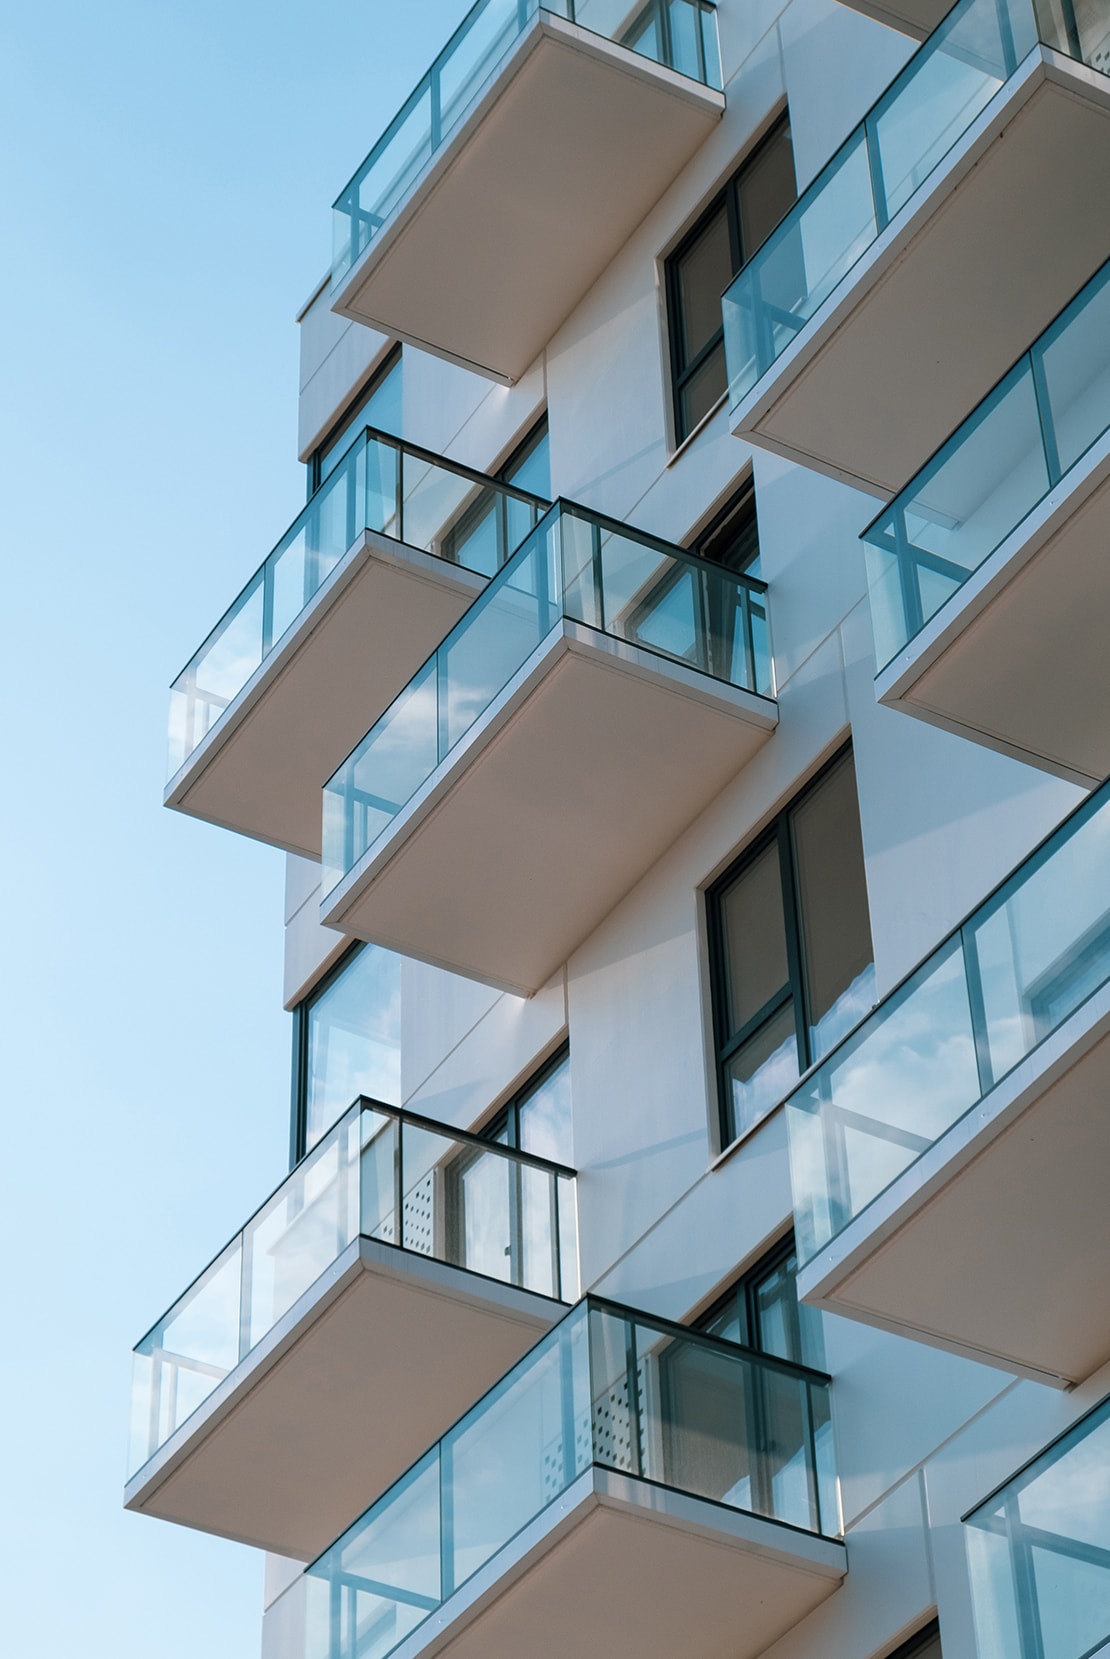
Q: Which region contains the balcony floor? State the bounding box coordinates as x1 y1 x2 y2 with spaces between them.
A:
165 531 485 858
322 621 777 995
798 980 1110 1388
875 432 1110 786
124 1238 563 1559
731 50 1110 495
332 13 723 383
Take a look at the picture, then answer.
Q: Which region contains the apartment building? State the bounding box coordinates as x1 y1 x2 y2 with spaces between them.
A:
126 1 1110 1656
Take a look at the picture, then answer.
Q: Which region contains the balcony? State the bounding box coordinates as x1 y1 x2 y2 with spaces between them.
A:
320 502 777 995
966 1397 1110 1659
268 1298 844 1659
863 259 1110 787
787 779 1110 1389
723 0 1110 495
834 0 954 42
330 0 724 383
165 429 548 857
125 1099 576 1559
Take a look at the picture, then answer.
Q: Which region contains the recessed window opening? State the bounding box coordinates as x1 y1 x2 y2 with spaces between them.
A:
441 416 551 577
308 344 403 495
291 942 402 1162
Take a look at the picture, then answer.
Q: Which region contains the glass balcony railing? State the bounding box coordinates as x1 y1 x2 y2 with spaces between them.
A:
966 1396 1110 1659
167 429 549 780
787 776 1110 1266
300 1297 838 1659
127 1099 578 1480
321 500 774 897
332 0 722 284
723 0 1110 412
862 258 1110 671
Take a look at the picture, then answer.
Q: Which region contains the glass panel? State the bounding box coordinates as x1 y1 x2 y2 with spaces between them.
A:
452 1143 514 1281
304 945 402 1151
737 117 796 256
724 0 1109 408
318 355 403 484
677 204 731 364
790 752 876 1059
718 841 790 1035
322 504 774 895
517 1052 572 1164
1039 263 1110 476
359 1110 400 1243
788 783 1110 1263
753 1246 826 1371
725 1000 801 1142
968 1402 1110 1659
680 341 728 434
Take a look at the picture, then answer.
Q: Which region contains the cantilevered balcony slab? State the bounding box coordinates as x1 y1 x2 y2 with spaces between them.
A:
330 4 724 382
280 1298 844 1659
320 504 776 995
865 262 1110 786
724 0 1110 496
788 782 1110 1388
125 1102 576 1559
165 430 547 857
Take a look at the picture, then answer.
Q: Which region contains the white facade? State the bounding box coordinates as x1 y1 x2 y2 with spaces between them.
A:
136 2 1110 1657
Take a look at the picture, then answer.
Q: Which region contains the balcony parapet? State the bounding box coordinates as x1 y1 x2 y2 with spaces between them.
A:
863 258 1110 784
125 1098 576 1558
320 500 777 993
279 1296 844 1659
165 427 548 856
723 0 1110 494
788 778 1110 1386
329 0 725 380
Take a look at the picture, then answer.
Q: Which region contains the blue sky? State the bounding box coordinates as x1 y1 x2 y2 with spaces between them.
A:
0 1 470 1651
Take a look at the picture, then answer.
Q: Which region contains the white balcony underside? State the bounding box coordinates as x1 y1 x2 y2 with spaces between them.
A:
798 981 1110 1389
321 622 777 996
731 51 1110 495
875 433 1110 786
165 533 485 859
331 15 723 383
124 1239 562 1560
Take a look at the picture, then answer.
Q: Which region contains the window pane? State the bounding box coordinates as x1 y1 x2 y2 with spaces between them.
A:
697 485 761 577
676 205 732 364
305 946 403 1148
719 841 790 1036
738 120 797 260
679 343 728 436
753 1247 825 1370
504 422 550 499
517 1052 572 1165
700 1293 748 1348
724 1000 800 1141
318 352 403 484
791 754 876 1059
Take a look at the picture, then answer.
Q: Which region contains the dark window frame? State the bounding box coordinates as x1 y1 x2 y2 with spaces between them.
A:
479 1041 569 1150
693 1229 824 1370
707 742 870 1148
665 114 794 446
307 343 402 496
888 1621 942 1659
290 941 372 1167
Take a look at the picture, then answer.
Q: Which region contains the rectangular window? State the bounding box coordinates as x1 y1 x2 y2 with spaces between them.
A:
709 746 875 1145
666 117 797 444
695 1233 825 1371
441 416 550 576
480 1044 571 1165
292 942 402 1160
308 344 403 494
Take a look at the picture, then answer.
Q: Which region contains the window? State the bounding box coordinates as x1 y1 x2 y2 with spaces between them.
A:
693 478 762 580
666 117 796 443
441 416 551 577
620 0 720 83
308 344 402 494
479 1044 571 1166
291 943 402 1160
889 1624 942 1659
695 1233 825 1371
709 746 875 1145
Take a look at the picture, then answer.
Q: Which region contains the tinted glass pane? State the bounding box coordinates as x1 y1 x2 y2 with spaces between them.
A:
504 421 550 499
719 841 790 1036
517 1052 572 1165
754 1246 825 1370
725 1000 800 1141
738 121 797 259
791 754 875 1059
305 946 402 1149
680 343 728 436
319 352 403 483
698 486 761 577
677 204 732 364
